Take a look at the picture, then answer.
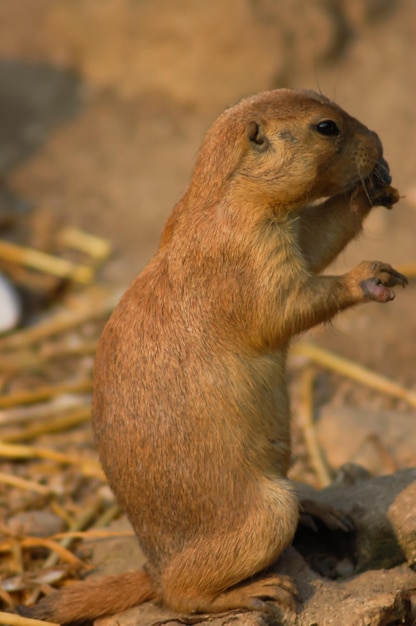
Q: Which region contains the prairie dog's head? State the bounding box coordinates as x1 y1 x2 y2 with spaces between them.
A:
191 89 386 211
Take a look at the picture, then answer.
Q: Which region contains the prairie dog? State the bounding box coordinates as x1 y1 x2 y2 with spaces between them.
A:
25 89 406 623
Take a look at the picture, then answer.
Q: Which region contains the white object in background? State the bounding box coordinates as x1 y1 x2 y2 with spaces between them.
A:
0 272 21 333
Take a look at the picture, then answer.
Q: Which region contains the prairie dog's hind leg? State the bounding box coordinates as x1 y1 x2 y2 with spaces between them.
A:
160 478 299 615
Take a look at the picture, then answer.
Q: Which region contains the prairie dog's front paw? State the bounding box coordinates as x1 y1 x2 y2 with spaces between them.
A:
354 261 408 302
368 183 400 210
350 156 400 212
350 182 400 213
368 157 400 208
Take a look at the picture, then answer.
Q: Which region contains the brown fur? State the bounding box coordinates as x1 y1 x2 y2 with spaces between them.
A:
24 89 406 623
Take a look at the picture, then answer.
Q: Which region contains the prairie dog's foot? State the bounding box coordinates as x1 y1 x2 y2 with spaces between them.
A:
202 575 298 615
236 575 298 613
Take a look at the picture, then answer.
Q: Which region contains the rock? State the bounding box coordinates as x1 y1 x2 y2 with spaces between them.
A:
284 552 416 626
387 481 416 566
96 604 273 626
298 467 416 572
7 510 65 537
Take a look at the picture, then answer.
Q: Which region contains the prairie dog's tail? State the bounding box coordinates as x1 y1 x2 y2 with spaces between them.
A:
18 569 156 624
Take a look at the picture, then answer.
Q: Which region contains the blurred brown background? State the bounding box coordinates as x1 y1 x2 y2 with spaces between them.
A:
0 0 415 379
0 6 415 619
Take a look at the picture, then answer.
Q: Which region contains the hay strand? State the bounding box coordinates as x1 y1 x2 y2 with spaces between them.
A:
293 342 416 408
0 611 58 626
0 240 93 284
298 367 332 487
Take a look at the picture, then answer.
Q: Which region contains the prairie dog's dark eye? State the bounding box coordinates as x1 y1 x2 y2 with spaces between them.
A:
315 120 340 136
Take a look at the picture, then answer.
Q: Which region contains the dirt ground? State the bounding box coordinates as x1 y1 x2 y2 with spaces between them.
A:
0 0 415 624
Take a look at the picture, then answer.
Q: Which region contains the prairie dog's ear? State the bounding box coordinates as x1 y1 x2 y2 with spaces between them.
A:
246 121 269 151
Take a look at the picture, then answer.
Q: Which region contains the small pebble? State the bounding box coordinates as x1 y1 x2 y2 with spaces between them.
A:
7 510 65 537
0 272 21 333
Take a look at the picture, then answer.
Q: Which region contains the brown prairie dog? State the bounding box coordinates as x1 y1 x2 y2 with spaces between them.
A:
26 89 406 623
